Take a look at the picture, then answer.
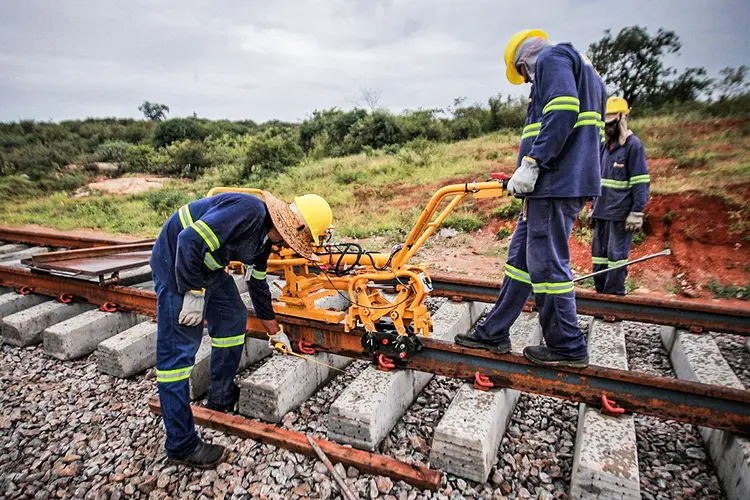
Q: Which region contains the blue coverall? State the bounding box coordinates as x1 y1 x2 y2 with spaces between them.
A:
591 135 650 294
150 193 276 459
475 43 607 359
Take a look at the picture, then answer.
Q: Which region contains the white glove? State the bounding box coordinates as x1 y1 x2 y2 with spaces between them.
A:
507 156 540 195
268 325 292 353
625 212 644 232
178 290 205 327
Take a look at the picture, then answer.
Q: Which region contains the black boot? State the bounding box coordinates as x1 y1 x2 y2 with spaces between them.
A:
205 383 240 413
454 332 511 355
523 345 589 368
168 440 227 469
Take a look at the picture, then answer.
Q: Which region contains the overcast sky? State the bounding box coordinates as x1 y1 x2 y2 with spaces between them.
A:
1 0 748 123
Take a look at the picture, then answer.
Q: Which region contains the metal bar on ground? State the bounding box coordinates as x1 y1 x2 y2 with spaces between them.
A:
2 263 749 434
428 272 750 336
148 398 442 491
25 243 155 263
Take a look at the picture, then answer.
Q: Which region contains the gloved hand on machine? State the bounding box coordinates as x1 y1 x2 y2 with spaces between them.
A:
507 156 540 195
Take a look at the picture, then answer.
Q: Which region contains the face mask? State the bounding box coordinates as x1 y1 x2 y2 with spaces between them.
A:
604 117 621 140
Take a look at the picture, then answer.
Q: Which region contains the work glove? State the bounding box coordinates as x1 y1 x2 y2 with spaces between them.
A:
179 290 205 327
507 156 540 195
268 325 292 353
625 212 644 232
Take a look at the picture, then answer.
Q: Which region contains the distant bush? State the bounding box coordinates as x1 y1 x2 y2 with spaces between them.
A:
168 140 211 179
94 140 130 162
153 118 207 148
244 135 303 176
1 143 80 180
344 111 406 152
496 227 512 239
145 188 195 217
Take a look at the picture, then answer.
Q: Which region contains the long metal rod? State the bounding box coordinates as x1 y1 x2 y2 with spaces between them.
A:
2 264 747 434
573 249 672 282
148 398 441 491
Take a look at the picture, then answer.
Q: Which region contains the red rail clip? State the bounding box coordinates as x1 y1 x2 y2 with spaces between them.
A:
58 294 73 304
18 286 34 296
377 354 396 371
100 302 118 313
601 394 625 416
473 372 495 391
450 295 463 303
603 315 617 323
298 341 316 355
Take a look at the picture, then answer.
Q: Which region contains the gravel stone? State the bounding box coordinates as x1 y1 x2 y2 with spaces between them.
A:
624 322 725 499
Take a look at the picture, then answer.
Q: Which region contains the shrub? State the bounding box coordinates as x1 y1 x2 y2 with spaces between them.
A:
2 143 79 180
168 140 211 179
443 213 484 232
492 197 523 219
707 279 750 300
145 188 195 217
94 140 130 162
153 118 206 148
675 152 713 169
632 230 646 245
344 111 406 152
496 227 512 239
244 135 303 176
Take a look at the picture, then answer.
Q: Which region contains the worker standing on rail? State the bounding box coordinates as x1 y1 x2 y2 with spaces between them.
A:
590 97 650 295
150 191 332 468
455 29 606 368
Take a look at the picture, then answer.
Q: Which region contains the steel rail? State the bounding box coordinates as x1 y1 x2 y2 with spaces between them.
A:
1 264 748 434
0 227 152 249
1 228 747 335
428 272 750 336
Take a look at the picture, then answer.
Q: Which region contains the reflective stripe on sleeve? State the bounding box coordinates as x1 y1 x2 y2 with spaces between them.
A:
204 253 223 271
629 174 651 185
521 122 542 140
193 220 220 252
542 96 580 114
601 178 630 189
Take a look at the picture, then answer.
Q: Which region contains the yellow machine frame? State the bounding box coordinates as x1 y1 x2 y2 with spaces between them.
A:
207 181 506 337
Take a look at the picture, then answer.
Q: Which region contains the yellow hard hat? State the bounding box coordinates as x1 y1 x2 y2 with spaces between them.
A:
606 96 630 116
504 29 548 85
294 194 333 245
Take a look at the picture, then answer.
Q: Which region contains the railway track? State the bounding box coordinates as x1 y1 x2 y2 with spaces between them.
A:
1 228 749 499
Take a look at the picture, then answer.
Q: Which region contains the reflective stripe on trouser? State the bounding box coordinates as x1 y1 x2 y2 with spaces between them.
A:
155 272 247 458
475 198 588 358
591 219 633 295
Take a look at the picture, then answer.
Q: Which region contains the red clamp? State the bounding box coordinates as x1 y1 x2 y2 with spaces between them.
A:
298 341 316 355
18 286 34 296
473 372 495 391
58 294 73 304
377 354 396 371
100 302 118 313
601 394 625 416
490 172 512 181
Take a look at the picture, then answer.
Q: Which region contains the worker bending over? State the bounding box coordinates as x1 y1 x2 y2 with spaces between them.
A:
456 29 606 368
150 191 332 468
590 97 650 294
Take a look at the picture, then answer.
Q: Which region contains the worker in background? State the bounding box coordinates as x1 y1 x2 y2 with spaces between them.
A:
590 97 650 294
150 191 332 468
455 29 606 368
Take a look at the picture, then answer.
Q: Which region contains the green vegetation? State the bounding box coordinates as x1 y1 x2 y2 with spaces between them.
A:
708 279 750 301
492 197 523 220
496 227 512 240
443 213 485 233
